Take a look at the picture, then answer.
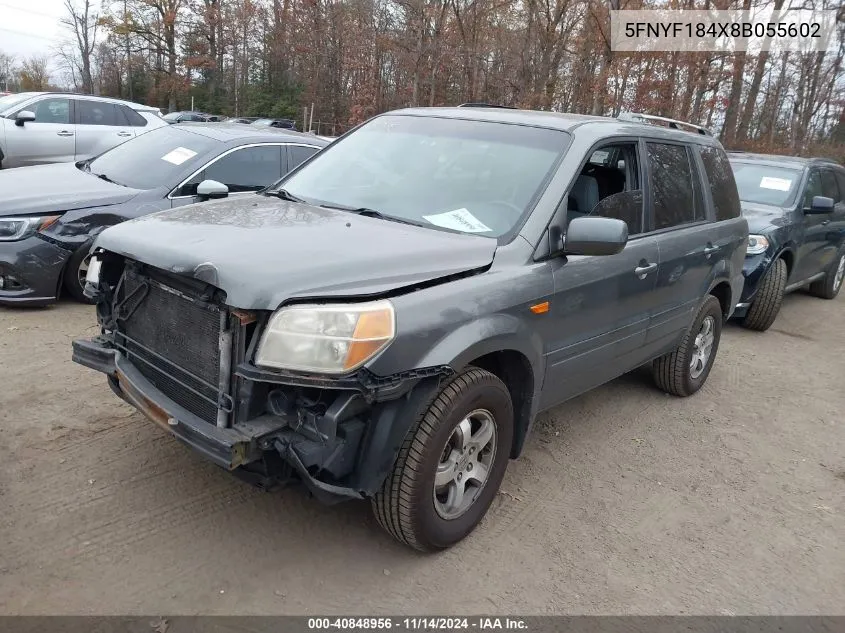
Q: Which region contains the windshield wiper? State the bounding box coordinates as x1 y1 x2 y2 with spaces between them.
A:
320 204 422 227
265 188 307 203
96 173 122 186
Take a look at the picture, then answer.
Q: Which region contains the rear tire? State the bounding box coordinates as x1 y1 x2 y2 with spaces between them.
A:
63 243 95 304
741 258 787 332
372 368 513 551
809 249 845 300
653 295 723 397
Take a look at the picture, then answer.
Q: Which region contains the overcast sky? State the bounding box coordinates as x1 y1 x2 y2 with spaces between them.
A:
0 0 67 73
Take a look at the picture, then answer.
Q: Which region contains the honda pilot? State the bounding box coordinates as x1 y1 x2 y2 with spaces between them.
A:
72 108 748 551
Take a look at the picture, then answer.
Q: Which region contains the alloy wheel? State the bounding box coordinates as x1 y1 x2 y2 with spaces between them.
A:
433 409 497 520
834 255 845 293
690 315 715 380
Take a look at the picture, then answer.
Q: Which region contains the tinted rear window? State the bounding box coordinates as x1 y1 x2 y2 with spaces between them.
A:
699 146 741 220
729 161 802 206
121 105 148 126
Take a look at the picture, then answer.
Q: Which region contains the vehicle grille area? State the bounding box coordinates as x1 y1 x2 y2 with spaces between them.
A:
114 267 225 425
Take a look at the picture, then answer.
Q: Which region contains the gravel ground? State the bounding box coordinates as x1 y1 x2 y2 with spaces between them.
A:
0 291 843 615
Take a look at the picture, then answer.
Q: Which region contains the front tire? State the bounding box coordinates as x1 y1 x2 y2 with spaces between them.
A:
372 368 513 551
809 249 845 300
653 295 723 397
63 244 95 304
741 258 787 331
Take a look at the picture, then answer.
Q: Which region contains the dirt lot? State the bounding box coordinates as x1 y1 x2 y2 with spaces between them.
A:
1 292 843 616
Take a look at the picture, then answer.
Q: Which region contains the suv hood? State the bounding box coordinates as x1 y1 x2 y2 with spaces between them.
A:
95 195 498 309
740 201 789 233
0 163 141 217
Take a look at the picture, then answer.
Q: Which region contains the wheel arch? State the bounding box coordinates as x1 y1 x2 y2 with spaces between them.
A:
408 315 546 459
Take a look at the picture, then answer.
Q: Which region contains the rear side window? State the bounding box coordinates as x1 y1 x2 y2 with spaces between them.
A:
121 105 148 127
646 142 704 230
288 145 319 171
821 170 841 203
76 100 121 126
699 146 741 220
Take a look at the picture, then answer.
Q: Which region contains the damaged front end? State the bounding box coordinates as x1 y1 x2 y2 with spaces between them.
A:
72 251 452 502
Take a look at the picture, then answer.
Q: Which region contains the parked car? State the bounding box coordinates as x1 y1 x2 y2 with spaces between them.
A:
0 92 166 169
228 117 262 124
162 111 213 123
72 108 747 551
0 123 328 306
728 152 845 331
252 118 297 130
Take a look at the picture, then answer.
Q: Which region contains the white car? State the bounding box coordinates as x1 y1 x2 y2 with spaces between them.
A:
0 92 166 169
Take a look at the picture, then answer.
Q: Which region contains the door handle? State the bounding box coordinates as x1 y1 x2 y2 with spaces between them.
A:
634 262 657 279
117 131 132 137
57 131 74 137
703 244 719 257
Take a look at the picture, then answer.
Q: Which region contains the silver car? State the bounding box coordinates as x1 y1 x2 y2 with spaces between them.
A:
0 92 166 169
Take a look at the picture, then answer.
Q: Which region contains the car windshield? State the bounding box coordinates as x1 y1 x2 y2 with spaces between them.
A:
274 114 568 238
163 112 181 121
253 119 273 125
86 126 218 189
729 160 802 207
0 92 38 114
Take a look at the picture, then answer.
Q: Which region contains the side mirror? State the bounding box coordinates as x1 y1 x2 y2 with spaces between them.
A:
196 179 228 200
806 195 834 214
15 110 36 126
565 216 628 256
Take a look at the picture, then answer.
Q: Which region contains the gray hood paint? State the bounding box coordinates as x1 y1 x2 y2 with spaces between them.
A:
95 195 498 309
0 163 141 217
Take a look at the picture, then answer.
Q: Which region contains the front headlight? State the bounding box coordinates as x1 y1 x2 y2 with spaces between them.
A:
0 215 61 241
746 234 770 256
255 299 395 374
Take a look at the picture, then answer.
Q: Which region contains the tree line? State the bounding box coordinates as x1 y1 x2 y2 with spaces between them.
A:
0 0 843 158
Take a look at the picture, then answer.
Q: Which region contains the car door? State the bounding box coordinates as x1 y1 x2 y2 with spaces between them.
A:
813 169 845 273
170 144 285 207
541 140 659 409
3 97 75 167
73 99 135 161
793 168 830 283
642 140 717 358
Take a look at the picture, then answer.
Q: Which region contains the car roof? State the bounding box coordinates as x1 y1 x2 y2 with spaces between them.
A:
175 122 328 145
727 151 842 169
387 106 724 145
8 91 159 112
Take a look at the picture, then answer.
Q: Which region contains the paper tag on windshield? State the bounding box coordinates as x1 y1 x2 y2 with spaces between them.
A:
161 147 198 165
759 176 792 191
423 208 492 233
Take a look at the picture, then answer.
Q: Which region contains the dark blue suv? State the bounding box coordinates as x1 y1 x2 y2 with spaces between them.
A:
729 153 845 331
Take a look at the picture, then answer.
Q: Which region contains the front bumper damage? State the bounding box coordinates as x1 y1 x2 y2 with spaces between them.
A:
0 235 72 306
73 334 451 503
733 253 770 319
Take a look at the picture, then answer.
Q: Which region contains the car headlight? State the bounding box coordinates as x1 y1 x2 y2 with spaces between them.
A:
746 234 770 256
85 253 102 286
0 215 61 241
255 299 395 374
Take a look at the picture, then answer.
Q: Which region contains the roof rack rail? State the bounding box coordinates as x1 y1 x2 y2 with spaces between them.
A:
618 112 712 136
457 102 517 109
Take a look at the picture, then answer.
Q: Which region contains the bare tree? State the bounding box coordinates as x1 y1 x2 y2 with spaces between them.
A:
61 0 100 93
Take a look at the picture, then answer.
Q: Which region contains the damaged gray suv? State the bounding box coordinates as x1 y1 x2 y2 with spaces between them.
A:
73 108 748 551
